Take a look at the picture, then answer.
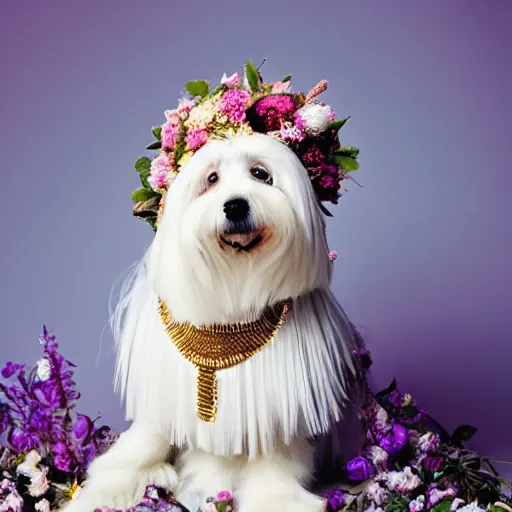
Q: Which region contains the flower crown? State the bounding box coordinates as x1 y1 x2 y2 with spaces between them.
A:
131 60 360 231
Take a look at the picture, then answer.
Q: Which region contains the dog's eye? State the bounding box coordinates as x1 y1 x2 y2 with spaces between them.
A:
207 172 219 185
250 166 273 185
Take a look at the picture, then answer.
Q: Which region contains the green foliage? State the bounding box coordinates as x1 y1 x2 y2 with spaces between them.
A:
185 80 210 98
384 493 410 512
429 499 453 512
151 126 162 140
245 60 260 92
326 116 351 132
146 141 161 150
131 188 155 203
335 155 360 172
134 156 151 173
282 74 292 83
337 146 360 159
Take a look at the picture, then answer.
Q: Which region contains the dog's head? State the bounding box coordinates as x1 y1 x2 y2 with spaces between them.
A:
147 133 332 325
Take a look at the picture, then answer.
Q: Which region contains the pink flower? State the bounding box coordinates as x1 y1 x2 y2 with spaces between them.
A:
319 175 338 189
427 484 456 508
253 94 297 131
329 250 338 261
148 152 173 191
185 128 209 151
219 88 251 123
214 490 233 502
280 123 305 143
221 72 239 86
161 111 181 150
271 81 291 93
177 98 196 114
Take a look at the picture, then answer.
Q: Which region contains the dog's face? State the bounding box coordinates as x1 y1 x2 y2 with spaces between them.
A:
150 133 332 325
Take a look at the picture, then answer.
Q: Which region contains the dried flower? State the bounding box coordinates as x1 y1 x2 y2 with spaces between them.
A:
386 467 422 495
221 72 239 87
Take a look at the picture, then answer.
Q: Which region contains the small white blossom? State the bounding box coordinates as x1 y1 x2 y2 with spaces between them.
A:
36 358 51 382
16 450 42 479
295 103 335 135
28 468 49 497
35 499 51 512
456 503 487 512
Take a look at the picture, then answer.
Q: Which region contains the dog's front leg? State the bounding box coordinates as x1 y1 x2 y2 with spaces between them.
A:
236 439 326 512
175 448 239 511
63 422 177 511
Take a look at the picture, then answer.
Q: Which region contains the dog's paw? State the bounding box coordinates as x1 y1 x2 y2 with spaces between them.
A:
62 462 178 511
237 491 326 512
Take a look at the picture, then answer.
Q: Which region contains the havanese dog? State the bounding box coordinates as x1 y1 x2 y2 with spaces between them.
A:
65 66 366 512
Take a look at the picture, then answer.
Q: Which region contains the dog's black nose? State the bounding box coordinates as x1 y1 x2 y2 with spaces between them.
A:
223 198 250 222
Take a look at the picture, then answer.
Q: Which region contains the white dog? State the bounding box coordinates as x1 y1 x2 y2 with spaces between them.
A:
66 133 363 512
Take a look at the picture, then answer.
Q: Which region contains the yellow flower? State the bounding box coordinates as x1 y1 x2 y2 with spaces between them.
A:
185 99 216 130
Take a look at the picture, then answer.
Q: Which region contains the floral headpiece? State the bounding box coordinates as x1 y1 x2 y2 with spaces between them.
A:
131 60 360 231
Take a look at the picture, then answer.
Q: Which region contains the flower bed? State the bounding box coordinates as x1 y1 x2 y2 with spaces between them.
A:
0 329 510 511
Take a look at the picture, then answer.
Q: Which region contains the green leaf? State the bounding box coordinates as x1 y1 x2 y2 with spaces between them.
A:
185 80 210 98
451 425 478 446
326 116 351 132
131 187 155 203
282 74 292 83
335 155 360 172
134 156 151 173
151 126 162 140
139 169 150 188
336 146 360 159
430 499 454 512
245 60 260 92
146 141 161 150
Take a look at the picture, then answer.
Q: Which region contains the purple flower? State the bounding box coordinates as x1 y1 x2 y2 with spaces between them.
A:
52 441 72 472
323 489 346 511
346 456 374 481
378 422 408 456
9 428 39 453
73 413 94 441
388 390 403 407
427 483 456 508
1 362 24 379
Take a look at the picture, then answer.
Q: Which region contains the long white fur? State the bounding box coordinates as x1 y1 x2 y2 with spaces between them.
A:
67 133 361 511
112 134 358 457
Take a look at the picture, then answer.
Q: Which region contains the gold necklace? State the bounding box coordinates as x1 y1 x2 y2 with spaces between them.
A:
158 299 291 422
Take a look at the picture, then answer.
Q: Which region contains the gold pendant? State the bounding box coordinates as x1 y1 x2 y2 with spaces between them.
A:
158 299 291 422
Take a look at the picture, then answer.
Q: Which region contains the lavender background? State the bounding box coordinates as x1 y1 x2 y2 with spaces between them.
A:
1 0 511 479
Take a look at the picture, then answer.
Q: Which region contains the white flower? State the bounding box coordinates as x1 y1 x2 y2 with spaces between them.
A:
36 358 51 382
16 450 42 479
185 99 216 130
418 432 440 452
386 467 422 494
456 503 486 512
365 446 389 472
295 102 335 135
450 498 465 510
28 468 49 497
409 495 425 512
0 492 23 512
365 481 389 506
35 499 51 512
